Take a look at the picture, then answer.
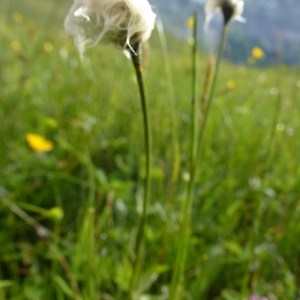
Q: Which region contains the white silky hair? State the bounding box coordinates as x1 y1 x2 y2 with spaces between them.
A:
64 0 156 56
205 0 245 26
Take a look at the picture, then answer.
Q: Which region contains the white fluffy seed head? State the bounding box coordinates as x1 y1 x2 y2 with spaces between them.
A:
205 0 245 26
64 0 156 56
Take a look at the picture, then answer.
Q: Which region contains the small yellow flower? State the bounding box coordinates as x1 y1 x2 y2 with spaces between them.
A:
251 47 265 59
226 79 236 90
186 16 195 29
13 12 24 23
26 133 54 152
11 40 22 52
43 42 54 53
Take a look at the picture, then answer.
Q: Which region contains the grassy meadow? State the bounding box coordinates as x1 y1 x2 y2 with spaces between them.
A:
1 1 300 299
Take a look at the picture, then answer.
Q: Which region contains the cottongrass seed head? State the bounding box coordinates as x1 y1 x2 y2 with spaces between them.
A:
64 0 156 56
205 0 245 26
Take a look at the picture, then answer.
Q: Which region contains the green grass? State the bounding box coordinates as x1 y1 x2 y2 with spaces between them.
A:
1 1 300 299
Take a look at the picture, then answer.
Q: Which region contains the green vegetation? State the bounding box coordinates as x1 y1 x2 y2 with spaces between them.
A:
1 1 300 299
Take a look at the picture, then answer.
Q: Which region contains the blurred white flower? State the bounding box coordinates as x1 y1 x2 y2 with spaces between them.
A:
205 0 245 26
64 0 156 56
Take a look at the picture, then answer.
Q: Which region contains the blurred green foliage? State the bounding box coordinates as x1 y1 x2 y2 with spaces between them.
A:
0 1 300 299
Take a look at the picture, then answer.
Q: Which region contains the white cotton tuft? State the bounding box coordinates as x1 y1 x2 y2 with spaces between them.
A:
205 0 245 27
64 0 156 56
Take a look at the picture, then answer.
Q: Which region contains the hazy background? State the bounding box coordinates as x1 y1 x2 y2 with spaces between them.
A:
1 0 298 64
152 0 300 65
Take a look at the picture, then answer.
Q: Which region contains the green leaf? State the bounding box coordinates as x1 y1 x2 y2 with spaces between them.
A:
0 280 13 289
53 275 75 298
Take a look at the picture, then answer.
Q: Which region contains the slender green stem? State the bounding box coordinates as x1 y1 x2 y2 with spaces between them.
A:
170 22 228 299
170 13 198 299
196 25 228 163
245 74 283 294
0 196 50 237
129 45 152 296
156 19 181 184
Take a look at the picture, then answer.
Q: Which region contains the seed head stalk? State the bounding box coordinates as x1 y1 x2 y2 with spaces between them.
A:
156 19 181 185
129 44 152 296
64 0 155 296
170 12 199 299
170 19 229 299
196 24 228 162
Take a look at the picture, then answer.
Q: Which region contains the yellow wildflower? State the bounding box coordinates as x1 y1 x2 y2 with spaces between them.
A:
43 42 54 53
13 12 24 23
186 16 195 29
226 79 236 90
11 40 22 52
26 133 54 152
251 47 265 59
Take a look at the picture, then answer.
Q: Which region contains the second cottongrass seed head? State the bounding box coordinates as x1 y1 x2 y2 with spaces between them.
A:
205 0 245 26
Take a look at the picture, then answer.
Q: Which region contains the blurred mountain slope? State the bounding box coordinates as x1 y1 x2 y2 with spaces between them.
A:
150 0 300 65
